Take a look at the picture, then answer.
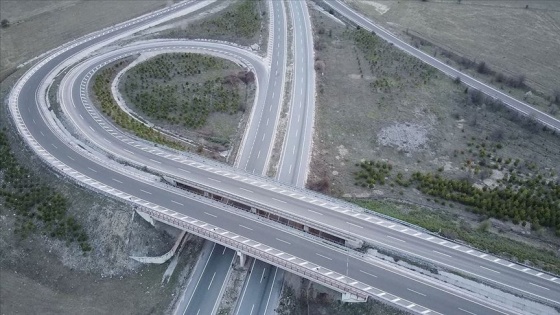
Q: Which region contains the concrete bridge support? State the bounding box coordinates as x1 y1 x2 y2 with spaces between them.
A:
130 230 187 264
237 251 248 267
341 292 367 303
136 209 155 226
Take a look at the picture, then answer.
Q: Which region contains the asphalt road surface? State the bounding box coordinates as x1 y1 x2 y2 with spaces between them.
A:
183 244 235 315
9 0 559 313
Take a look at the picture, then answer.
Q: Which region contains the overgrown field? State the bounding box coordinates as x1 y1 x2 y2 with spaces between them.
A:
344 0 560 117
120 53 255 150
308 7 560 271
0 0 164 81
0 129 90 252
161 0 265 47
92 60 186 151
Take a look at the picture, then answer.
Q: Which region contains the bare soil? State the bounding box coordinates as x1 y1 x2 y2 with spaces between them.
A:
344 0 560 116
0 0 167 81
308 6 560 254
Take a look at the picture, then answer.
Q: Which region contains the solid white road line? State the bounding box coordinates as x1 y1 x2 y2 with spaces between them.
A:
529 282 550 291
407 288 426 297
316 253 332 260
171 200 184 206
208 272 216 290
480 266 500 274
386 235 406 243
359 270 377 278
276 238 291 245
271 197 286 204
458 307 477 315
432 250 452 258
346 222 363 229
307 209 323 216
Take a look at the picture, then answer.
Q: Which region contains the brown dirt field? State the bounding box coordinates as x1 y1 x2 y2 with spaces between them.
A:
308 6 560 252
345 0 560 113
0 0 167 81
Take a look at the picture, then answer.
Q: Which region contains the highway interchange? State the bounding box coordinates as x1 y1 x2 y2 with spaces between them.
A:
7 0 560 314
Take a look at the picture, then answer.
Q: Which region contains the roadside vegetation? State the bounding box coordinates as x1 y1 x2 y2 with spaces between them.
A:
163 0 265 47
343 0 560 118
354 155 560 233
92 60 186 150
0 129 91 252
120 53 254 150
353 189 560 275
276 282 406 315
308 6 560 275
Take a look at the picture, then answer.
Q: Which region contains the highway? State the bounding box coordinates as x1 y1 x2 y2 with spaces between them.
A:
13 23 509 315
63 38 560 308
7 0 560 313
188 0 288 313
235 0 287 174
183 244 235 315
325 0 560 132
276 0 316 187
236 0 314 313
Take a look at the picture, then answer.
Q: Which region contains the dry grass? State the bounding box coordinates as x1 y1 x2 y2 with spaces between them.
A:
0 0 166 81
308 6 560 254
345 0 560 115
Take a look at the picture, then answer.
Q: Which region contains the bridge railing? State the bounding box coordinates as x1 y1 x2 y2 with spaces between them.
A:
163 175 362 245
140 206 370 300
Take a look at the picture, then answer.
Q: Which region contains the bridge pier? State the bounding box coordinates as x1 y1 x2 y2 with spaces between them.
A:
136 209 155 226
236 251 247 267
341 292 367 303
130 231 187 264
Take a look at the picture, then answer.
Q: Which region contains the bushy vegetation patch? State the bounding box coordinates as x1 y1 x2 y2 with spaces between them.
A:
121 53 254 149
354 199 560 274
0 129 91 252
169 0 261 41
354 156 560 234
122 53 249 129
92 61 185 150
352 28 436 93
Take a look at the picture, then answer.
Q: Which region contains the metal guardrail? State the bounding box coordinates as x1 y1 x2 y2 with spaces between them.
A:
140 207 370 300
164 175 362 244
